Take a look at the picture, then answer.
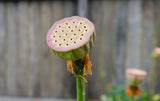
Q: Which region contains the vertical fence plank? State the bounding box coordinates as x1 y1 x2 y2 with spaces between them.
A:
155 0 160 94
78 0 88 17
63 1 76 98
114 0 128 84
27 2 41 97
88 0 101 99
141 0 155 93
126 0 142 69
0 3 5 95
6 3 19 96
51 1 65 98
64 0 74 17
98 0 116 93
17 2 29 96
39 1 52 97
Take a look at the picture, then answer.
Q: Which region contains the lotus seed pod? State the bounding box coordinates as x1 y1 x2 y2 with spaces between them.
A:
46 16 95 60
152 47 160 58
126 68 147 86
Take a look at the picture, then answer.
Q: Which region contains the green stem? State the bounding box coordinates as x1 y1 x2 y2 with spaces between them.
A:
130 96 134 101
75 65 85 101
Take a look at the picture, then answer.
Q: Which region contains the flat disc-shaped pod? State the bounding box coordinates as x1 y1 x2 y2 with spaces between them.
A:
46 16 95 60
126 68 147 86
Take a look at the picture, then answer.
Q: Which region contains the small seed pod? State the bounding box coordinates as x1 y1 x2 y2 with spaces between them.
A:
152 47 160 58
126 68 147 86
46 16 95 60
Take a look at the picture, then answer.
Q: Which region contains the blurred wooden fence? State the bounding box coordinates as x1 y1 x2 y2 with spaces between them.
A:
0 0 160 99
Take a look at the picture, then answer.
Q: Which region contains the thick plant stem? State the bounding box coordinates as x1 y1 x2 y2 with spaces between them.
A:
75 64 85 101
130 97 134 101
77 75 85 101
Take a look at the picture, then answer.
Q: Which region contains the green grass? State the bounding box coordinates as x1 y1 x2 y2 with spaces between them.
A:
99 85 160 101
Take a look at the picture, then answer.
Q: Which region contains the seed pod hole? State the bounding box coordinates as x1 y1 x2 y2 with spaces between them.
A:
66 33 68 36
70 38 73 40
74 33 76 36
81 34 83 36
62 30 64 32
71 30 73 32
55 31 57 33
84 26 86 28
59 36 61 38
74 41 76 44
63 39 65 41
55 40 57 42
68 26 70 28
73 21 75 23
85 29 87 32
59 44 62 46
53 35 55 38
80 22 82 24
78 29 81 31
75 26 77 28
65 22 68 25
59 26 61 28
66 43 69 46
80 38 82 40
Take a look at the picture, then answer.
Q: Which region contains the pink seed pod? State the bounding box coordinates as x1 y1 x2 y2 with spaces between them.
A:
126 68 147 86
46 16 95 60
152 47 160 58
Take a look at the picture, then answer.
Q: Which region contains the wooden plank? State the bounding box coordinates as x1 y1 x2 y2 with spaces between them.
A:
0 3 6 95
39 1 53 97
141 0 155 93
126 0 142 69
88 0 101 99
64 1 74 17
114 0 128 84
6 3 19 96
63 1 76 98
78 0 88 17
27 2 41 97
51 1 65 98
102 0 116 83
155 0 160 94
99 0 116 91
16 2 30 96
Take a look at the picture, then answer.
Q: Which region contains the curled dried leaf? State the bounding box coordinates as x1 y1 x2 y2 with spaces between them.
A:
83 54 92 75
67 60 76 74
125 85 141 97
67 54 92 82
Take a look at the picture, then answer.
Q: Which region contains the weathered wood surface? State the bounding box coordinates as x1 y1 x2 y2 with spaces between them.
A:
6 3 19 96
17 2 29 97
88 0 101 99
126 0 142 70
141 0 154 93
114 0 128 85
0 3 5 95
0 0 160 99
155 0 160 94
95 0 116 95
